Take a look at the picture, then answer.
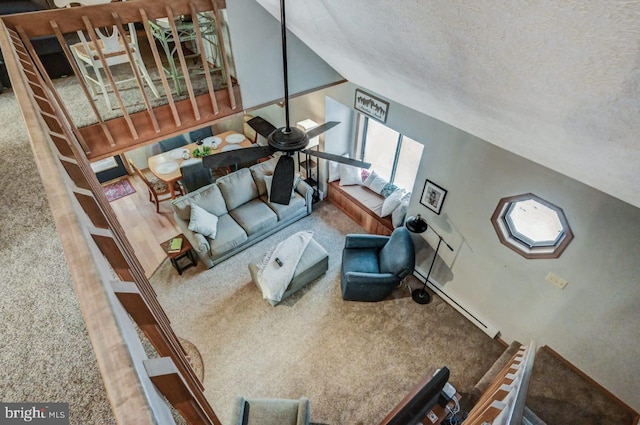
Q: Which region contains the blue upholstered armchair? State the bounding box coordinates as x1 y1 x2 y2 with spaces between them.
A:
231 396 310 425
341 227 415 302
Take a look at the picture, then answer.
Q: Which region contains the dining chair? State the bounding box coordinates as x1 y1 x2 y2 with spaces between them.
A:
127 157 177 213
188 126 214 143
243 114 258 144
179 158 214 193
55 0 160 110
158 135 188 153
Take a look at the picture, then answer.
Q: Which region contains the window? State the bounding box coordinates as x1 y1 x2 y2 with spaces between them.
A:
491 193 573 259
356 116 423 191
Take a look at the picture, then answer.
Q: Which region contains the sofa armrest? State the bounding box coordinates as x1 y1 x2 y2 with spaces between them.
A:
173 212 210 254
344 234 390 249
344 271 397 285
295 179 313 214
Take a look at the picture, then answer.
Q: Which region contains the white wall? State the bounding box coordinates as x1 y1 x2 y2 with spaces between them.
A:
225 0 344 109
309 82 640 411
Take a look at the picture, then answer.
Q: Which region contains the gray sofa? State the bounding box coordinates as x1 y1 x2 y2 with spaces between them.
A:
171 157 313 268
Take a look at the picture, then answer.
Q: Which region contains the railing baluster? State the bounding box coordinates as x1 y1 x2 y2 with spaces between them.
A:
50 20 115 148
112 11 160 133
211 0 236 110
189 1 218 114
139 8 181 127
165 5 200 121
81 15 139 140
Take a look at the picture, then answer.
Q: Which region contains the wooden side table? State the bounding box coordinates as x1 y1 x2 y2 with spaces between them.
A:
161 234 197 275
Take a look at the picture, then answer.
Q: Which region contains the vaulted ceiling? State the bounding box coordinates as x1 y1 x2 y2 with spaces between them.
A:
255 0 640 209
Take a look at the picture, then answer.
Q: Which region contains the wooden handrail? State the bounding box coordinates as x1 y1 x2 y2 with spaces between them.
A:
0 13 222 424
464 342 535 425
0 20 170 425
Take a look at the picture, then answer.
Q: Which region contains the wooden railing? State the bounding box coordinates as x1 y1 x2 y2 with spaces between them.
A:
464 342 535 425
1 0 242 161
0 13 222 425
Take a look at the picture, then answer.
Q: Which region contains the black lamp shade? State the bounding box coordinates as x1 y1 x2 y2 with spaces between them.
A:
405 214 428 233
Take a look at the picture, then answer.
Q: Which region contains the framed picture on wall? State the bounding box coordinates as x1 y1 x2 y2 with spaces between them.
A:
420 179 447 214
354 89 389 123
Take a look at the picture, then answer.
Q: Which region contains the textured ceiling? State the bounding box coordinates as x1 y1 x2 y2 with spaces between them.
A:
255 0 640 208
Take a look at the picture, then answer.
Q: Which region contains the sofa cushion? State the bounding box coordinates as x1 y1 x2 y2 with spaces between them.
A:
230 199 278 236
208 214 247 255
216 168 259 210
188 204 219 238
249 155 279 196
172 183 227 221
261 193 306 221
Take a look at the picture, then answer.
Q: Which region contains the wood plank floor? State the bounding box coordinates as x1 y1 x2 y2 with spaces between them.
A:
106 173 180 277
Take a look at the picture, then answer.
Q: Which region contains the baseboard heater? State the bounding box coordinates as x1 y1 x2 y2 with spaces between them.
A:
413 267 500 338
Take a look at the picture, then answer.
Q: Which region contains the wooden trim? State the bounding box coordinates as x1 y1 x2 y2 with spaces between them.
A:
327 181 393 236
542 345 640 418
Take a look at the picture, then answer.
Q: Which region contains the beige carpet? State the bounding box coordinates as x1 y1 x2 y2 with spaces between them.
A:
527 347 636 425
149 202 506 425
0 89 114 423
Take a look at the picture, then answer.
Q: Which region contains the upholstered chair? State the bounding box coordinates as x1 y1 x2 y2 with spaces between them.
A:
179 158 214 193
158 135 188 152
230 396 310 425
341 227 415 302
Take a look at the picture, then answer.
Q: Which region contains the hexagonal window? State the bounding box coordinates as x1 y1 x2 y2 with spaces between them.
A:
491 194 573 259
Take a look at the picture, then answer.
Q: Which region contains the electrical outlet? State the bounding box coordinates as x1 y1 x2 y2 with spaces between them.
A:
546 272 568 289
426 411 438 423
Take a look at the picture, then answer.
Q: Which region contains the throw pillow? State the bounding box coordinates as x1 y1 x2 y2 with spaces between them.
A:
363 170 389 194
188 204 219 238
392 197 410 228
338 163 362 186
264 174 301 203
381 188 406 217
328 154 349 182
380 182 399 198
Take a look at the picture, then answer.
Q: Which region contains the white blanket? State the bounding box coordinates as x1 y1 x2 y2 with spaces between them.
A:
257 231 314 303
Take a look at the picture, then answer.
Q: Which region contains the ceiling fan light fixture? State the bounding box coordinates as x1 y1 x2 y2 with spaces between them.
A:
269 127 309 151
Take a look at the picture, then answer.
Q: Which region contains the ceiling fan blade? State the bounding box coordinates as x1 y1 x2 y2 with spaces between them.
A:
270 155 295 205
202 146 275 169
305 121 340 140
302 150 371 169
247 116 278 139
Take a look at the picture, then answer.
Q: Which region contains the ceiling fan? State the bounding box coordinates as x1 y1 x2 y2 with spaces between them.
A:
203 0 370 205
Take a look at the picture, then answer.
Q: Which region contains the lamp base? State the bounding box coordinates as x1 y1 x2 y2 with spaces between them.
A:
412 288 431 304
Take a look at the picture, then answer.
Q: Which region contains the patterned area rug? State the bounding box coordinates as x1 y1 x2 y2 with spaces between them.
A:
102 179 136 202
178 337 205 382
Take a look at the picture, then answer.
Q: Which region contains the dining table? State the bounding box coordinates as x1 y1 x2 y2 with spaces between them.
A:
147 130 253 198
